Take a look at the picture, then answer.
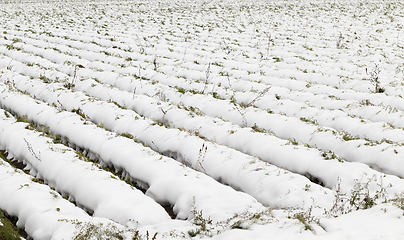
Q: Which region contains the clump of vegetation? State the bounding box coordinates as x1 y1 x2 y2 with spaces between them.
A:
251 123 267 133
341 132 360 141
225 208 273 230
119 132 134 139
291 206 319 232
326 175 391 217
71 108 87 120
300 117 318 125
391 192 404 210
188 208 213 237
321 150 344 162
0 210 24 240
288 138 299 146
59 219 143 240
187 198 273 238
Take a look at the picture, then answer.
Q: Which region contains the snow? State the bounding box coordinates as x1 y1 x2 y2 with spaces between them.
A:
0 158 130 240
0 0 404 239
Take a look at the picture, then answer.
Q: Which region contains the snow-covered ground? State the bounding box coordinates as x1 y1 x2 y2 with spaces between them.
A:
1 0 404 239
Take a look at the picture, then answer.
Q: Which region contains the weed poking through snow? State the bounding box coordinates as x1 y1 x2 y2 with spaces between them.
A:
366 64 384 93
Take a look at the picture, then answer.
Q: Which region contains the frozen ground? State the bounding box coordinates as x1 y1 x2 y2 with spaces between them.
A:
0 0 404 239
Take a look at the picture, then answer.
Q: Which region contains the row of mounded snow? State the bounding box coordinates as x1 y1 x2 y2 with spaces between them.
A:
0 146 134 240
0 108 171 227
2 41 404 206
3 25 404 182
0 73 333 214
0 81 272 223
2 0 404 239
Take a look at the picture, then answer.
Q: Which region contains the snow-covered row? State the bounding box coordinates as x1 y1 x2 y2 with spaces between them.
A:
0 82 272 223
3 52 404 209
0 155 131 240
3 30 404 138
5 33 404 148
0 72 339 211
0 108 171 227
2 0 404 239
81 68 404 176
63 67 404 192
2 4 404 142
2 41 404 152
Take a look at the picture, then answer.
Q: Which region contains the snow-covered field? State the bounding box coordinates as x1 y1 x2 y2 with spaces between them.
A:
1 0 404 239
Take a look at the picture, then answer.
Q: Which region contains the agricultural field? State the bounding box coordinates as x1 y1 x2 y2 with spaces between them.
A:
1 0 404 239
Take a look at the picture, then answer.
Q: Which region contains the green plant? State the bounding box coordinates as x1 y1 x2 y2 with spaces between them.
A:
251 123 266 133
39 74 52 83
3 110 11 118
176 87 186 94
0 210 22 240
188 207 212 237
119 132 134 139
300 117 318 125
321 150 344 162
71 108 87 120
292 206 319 232
288 138 299 145
342 133 360 141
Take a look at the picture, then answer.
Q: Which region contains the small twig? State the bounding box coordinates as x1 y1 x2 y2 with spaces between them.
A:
245 86 271 108
227 73 247 127
366 64 383 93
183 47 188 62
151 141 160 152
57 100 64 108
23 138 41 162
6 60 12 70
65 65 79 89
336 32 344 49
196 143 207 172
202 63 211 94
135 34 145 54
264 32 273 59
153 57 158 71
160 106 173 120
